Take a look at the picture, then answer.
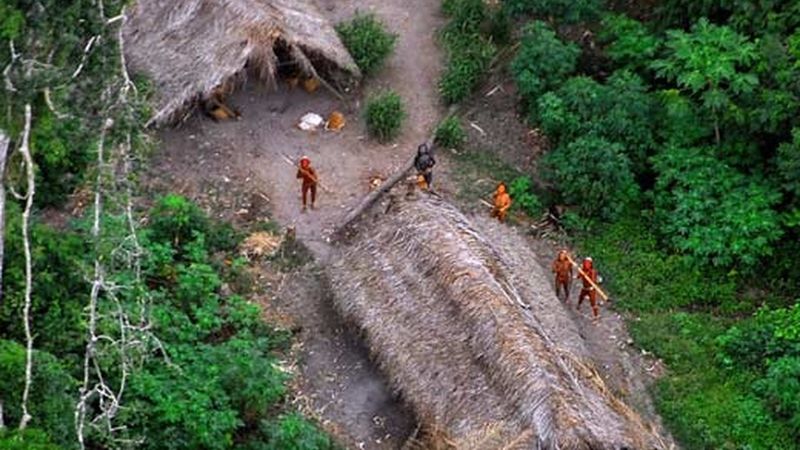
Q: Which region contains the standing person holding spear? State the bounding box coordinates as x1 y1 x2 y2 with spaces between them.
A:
566 255 611 320
295 155 320 211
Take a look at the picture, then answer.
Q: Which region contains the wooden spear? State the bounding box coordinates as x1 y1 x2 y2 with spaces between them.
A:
280 153 333 194
565 254 611 305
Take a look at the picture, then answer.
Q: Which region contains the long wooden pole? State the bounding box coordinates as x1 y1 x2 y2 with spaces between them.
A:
280 153 333 194
565 254 610 303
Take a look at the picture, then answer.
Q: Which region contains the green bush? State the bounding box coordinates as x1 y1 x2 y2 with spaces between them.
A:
542 135 638 220
716 305 800 439
439 31 496 104
0 203 87 357
0 429 63 450
717 305 800 371
777 127 800 200
442 0 486 34
755 356 800 435
654 89 712 147
511 21 579 108
335 13 397 76
0 340 76 448
503 0 602 24
114 197 320 450
364 90 405 142
148 194 210 249
29 111 91 206
434 116 466 149
536 72 657 171
487 6 511 45
264 413 337 450
508 176 542 217
650 18 759 145
652 146 783 270
598 13 661 73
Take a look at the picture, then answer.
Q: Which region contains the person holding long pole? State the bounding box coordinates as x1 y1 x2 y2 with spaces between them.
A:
296 156 318 211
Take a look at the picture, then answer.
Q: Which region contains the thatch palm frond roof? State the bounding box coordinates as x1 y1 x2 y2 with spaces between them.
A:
123 0 361 126
330 195 670 449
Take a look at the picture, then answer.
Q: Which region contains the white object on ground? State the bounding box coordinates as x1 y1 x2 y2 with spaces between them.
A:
298 112 324 131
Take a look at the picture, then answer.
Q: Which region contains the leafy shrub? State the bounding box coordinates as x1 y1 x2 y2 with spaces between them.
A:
536 72 657 171
503 0 602 24
439 31 495 104
148 194 210 249
364 90 405 142
335 14 397 76
598 13 661 72
717 305 800 439
434 116 466 149
508 176 542 216
511 21 579 108
0 429 63 450
0 340 76 448
717 305 800 371
264 413 336 450
777 127 800 199
650 18 759 144
652 146 783 270
542 135 638 220
755 356 800 434
28 111 91 206
654 89 712 147
0 203 87 357
656 0 800 36
487 6 511 45
442 0 486 34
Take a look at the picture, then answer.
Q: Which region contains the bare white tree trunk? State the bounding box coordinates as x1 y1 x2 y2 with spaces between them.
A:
18 104 34 431
0 131 9 301
75 117 112 450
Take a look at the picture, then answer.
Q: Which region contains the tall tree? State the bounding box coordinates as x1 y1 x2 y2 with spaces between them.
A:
651 18 759 145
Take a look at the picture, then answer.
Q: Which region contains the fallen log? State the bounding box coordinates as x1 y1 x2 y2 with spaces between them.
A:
333 106 458 239
332 153 416 240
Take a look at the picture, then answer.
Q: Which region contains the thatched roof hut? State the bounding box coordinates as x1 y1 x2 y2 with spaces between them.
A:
123 0 361 126
329 194 670 449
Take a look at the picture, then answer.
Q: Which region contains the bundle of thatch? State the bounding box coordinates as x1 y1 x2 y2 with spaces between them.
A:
123 0 361 126
329 195 670 449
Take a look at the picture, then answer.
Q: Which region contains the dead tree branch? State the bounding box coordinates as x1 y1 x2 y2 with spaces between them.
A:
0 131 9 301
76 117 113 450
18 104 34 431
3 41 19 92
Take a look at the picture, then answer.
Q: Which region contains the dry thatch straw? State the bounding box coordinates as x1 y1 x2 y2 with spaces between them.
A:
123 0 361 126
239 231 283 259
329 194 671 449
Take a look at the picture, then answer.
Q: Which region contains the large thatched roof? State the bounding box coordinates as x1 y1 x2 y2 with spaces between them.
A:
123 0 361 126
329 194 670 449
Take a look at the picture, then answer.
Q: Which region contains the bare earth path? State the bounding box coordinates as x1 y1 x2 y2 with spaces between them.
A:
146 1 445 448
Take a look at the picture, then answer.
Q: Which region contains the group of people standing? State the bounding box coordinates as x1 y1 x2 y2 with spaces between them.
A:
294 146 605 320
552 250 603 320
